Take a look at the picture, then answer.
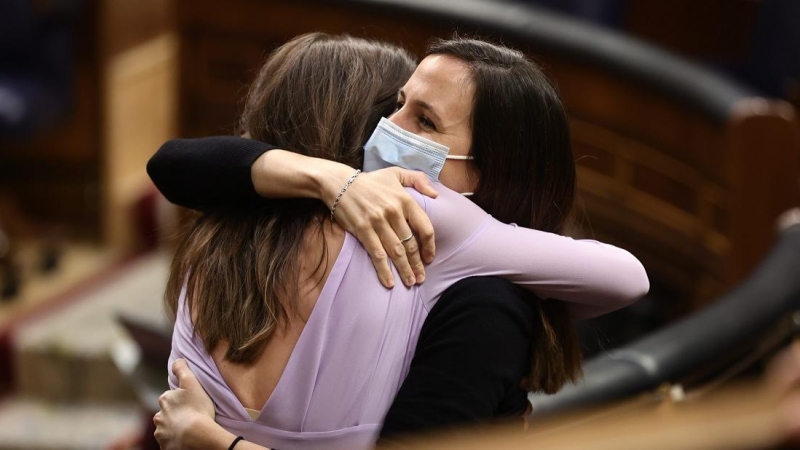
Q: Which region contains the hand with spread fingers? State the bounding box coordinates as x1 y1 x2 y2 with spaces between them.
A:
326 166 437 288
249 150 438 289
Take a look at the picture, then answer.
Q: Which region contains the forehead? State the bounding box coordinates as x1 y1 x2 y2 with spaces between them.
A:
403 55 474 116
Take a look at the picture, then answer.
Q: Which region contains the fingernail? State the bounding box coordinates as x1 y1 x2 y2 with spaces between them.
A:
406 276 416 286
416 273 425 284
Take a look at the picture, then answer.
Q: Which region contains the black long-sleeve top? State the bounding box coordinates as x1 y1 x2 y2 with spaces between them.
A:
147 137 276 210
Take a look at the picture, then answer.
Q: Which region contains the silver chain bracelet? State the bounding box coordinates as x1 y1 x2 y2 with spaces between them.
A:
330 169 361 221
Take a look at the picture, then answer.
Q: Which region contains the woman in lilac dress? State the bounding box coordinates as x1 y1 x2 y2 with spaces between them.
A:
155 33 649 450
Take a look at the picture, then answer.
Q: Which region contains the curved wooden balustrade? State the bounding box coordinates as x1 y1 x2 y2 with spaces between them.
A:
176 0 800 310
378 382 793 450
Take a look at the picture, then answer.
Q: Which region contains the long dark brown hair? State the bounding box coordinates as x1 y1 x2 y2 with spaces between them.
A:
165 33 416 363
428 38 582 393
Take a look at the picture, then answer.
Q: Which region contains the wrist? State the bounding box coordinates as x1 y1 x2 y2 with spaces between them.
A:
312 160 359 209
186 414 235 450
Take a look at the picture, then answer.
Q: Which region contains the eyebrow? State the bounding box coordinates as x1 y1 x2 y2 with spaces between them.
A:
399 89 443 124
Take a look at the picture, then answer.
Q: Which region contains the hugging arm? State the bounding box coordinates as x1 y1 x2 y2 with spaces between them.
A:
147 137 274 210
147 136 438 287
417 188 650 319
469 222 650 318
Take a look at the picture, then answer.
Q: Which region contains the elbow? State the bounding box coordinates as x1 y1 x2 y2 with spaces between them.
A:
633 265 650 301
597 251 650 313
571 253 650 320
147 140 187 206
146 142 173 188
618 257 650 309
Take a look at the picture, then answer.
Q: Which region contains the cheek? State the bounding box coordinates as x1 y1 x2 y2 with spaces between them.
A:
438 162 477 193
436 165 459 190
437 134 475 190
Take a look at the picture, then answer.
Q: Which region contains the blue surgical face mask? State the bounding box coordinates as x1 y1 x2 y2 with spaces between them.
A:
362 117 473 182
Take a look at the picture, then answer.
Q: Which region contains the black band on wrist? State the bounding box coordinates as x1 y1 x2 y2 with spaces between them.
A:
228 436 245 450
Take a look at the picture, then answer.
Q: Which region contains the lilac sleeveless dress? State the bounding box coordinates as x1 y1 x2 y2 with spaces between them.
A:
169 183 649 450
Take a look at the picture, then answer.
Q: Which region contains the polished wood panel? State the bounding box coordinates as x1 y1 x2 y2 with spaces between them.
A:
625 0 759 63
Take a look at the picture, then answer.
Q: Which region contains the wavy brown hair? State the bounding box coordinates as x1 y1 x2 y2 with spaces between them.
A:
165 33 416 363
428 37 582 393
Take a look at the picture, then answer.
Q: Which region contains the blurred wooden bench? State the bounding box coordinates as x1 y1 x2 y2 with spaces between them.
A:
176 0 800 312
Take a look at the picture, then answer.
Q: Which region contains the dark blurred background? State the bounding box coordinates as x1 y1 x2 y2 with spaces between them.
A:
0 0 798 448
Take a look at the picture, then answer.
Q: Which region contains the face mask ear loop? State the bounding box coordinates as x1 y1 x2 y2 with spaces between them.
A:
445 155 474 160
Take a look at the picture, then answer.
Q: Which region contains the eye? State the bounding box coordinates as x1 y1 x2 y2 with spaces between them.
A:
419 116 436 131
394 99 404 112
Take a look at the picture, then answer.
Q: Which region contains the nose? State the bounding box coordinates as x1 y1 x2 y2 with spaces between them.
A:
389 109 413 133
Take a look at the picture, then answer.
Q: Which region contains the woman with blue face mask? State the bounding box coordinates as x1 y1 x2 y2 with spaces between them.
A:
151 35 648 450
